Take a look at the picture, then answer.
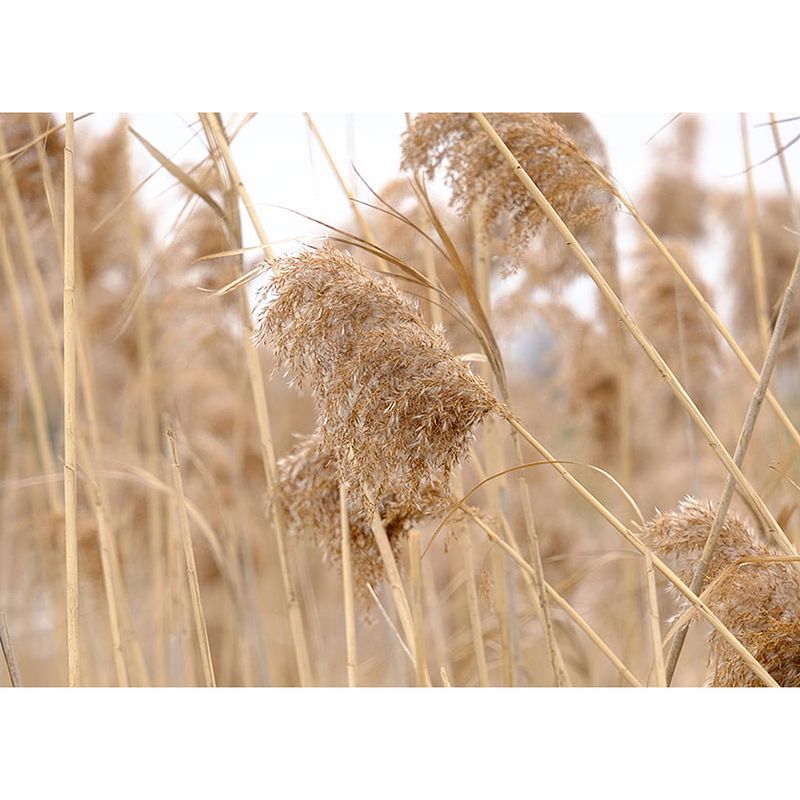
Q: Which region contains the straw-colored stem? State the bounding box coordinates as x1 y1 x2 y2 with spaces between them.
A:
166 428 216 687
597 153 800 458
0 125 63 389
664 246 800 684
200 112 312 686
459 527 490 687
465 511 642 688
408 529 429 687
368 510 416 655
304 113 375 243
740 113 771 355
124 140 168 686
339 483 358 687
468 443 570 686
503 412 778 687
0 231 61 512
421 551 452 683
63 113 80 687
473 112 791 557
643 551 666 687
0 611 22 687
768 113 800 228
472 204 522 687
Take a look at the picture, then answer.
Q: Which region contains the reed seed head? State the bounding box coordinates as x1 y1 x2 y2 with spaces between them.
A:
400 113 609 260
643 497 800 686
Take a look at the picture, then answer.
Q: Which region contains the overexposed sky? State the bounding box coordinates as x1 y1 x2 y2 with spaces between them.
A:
76 111 800 326
81 111 800 247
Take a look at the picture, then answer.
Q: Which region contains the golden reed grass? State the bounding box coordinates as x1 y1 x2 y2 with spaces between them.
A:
2 111 799 688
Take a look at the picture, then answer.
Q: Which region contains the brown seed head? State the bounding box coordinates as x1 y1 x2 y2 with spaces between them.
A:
642 497 800 686
400 113 609 260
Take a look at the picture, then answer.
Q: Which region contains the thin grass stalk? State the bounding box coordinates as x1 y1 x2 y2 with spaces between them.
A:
472 206 514 687
368 508 416 655
408 529 429 687
339 483 358 687
643 551 667 687
673 272 699 493
304 113 375 243
768 113 800 229
63 113 80 687
200 112 312 686
465 511 642 687
594 154 800 458
0 230 62 512
473 112 791 556
31 121 150 687
502 413 778 686
0 125 63 389
421 553 452 684
459 526 490 687
0 612 22 687
124 141 168 686
740 113 771 355
166 428 216 687
664 246 800 684
75 325 152 686
467 442 570 685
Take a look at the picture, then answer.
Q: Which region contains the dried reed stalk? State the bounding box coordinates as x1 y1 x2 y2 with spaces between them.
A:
63 113 80 687
740 113 771 355
0 230 61 512
167 428 216 687
0 124 63 388
459 524 490 687
339 483 358 687
597 151 800 457
200 112 313 687
473 112 791 557
502 413 778 685
304 113 375 244
768 113 800 229
664 245 800 683
644 499 800 686
20 117 150 686
464 511 642 687
0 611 21 687
408 529 429 687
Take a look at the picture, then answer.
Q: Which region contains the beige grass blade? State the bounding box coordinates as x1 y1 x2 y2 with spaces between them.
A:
473 112 792 557
63 113 80 687
166 428 216 688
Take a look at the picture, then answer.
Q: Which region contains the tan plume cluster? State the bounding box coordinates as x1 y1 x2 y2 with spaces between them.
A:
255 243 497 588
642 497 800 686
640 115 706 241
0 114 64 226
723 194 800 342
400 113 609 260
556 310 621 464
628 239 719 420
276 433 446 597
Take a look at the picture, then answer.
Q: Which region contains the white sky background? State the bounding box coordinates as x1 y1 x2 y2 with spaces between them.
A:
79 111 800 330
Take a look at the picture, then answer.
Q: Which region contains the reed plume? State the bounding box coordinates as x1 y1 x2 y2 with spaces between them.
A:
401 113 608 261
628 239 719 421
723 194 799 342
256 243 497 590
642 497 800 686
640 115 706 241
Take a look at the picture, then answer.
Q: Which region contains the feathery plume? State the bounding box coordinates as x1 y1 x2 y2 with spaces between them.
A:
400 113 609 261
256 243 497 586
628 239 719 420
642 497 800 686
640 115 706 241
